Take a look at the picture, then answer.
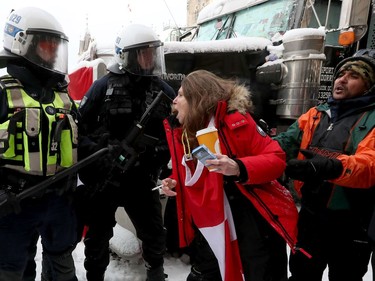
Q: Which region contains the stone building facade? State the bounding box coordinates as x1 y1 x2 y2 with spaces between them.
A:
187 0 213 26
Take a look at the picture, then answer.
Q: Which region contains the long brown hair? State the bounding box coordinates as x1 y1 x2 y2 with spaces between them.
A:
180 70 236 147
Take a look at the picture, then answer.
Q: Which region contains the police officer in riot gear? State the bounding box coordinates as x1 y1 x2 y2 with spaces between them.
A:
0 6 79 281
77 23 175 281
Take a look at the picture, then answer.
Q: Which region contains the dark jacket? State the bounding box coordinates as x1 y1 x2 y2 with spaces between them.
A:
78 71 175 182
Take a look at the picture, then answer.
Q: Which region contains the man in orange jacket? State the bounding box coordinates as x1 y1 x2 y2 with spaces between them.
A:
274 50 375 281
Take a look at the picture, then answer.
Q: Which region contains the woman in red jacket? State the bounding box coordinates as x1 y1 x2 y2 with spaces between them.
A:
161 70 299 281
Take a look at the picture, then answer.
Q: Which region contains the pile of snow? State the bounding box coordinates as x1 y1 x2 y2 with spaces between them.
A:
35 227 372 281
109 224 142 260
164 37 271 54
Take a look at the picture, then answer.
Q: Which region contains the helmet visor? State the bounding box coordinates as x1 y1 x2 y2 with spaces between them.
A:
118 43 165 76
23 31 68 74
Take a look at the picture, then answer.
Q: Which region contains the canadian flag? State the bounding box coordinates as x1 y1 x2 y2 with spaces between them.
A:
68 59 107 101
183 159 244 281
68 66 93 101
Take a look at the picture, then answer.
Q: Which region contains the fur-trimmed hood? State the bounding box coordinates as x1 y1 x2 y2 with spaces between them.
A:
227 84 254 115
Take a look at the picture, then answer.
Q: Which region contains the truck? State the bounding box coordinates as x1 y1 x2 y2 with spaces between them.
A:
162 0 374 133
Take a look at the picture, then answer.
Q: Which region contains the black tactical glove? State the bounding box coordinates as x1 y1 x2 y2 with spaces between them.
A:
79 136 122 186
285 149 343 182
102 139 123 170
89 139 122 178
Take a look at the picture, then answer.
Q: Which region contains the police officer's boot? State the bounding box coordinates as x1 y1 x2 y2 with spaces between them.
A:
0 269 23 280
186 266 222 281
42 247 78 281
146 265 167 281
86 270 105 281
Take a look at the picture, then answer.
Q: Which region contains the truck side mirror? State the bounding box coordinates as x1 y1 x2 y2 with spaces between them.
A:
338 0 371 45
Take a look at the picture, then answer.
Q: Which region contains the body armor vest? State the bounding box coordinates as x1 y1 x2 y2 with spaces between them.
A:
310 108 375 211
101 74 169 140
0 75 78 176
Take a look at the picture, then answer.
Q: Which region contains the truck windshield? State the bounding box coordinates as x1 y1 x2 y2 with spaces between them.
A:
233 0 296 39
194 0 297 41
194 0 341 45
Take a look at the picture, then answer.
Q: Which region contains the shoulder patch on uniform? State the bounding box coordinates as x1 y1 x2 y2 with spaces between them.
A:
79 96 88 109
256 124 267 137
0 75 23 90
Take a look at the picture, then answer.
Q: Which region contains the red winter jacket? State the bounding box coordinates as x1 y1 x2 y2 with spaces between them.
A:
163 98 299 252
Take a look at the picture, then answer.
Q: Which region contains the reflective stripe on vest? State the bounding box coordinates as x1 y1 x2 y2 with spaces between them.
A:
0 79 78 176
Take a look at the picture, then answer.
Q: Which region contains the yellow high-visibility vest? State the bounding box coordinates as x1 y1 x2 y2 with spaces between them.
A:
0 75 78 176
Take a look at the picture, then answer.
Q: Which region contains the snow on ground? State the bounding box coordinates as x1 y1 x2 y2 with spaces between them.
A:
35 223 191 281
35 223 373 281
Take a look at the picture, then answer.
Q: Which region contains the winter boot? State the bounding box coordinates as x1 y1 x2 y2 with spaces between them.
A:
186 266 222 281
42 247 78 281
0 269 23 280
146 265 167 281
86 270 105 281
